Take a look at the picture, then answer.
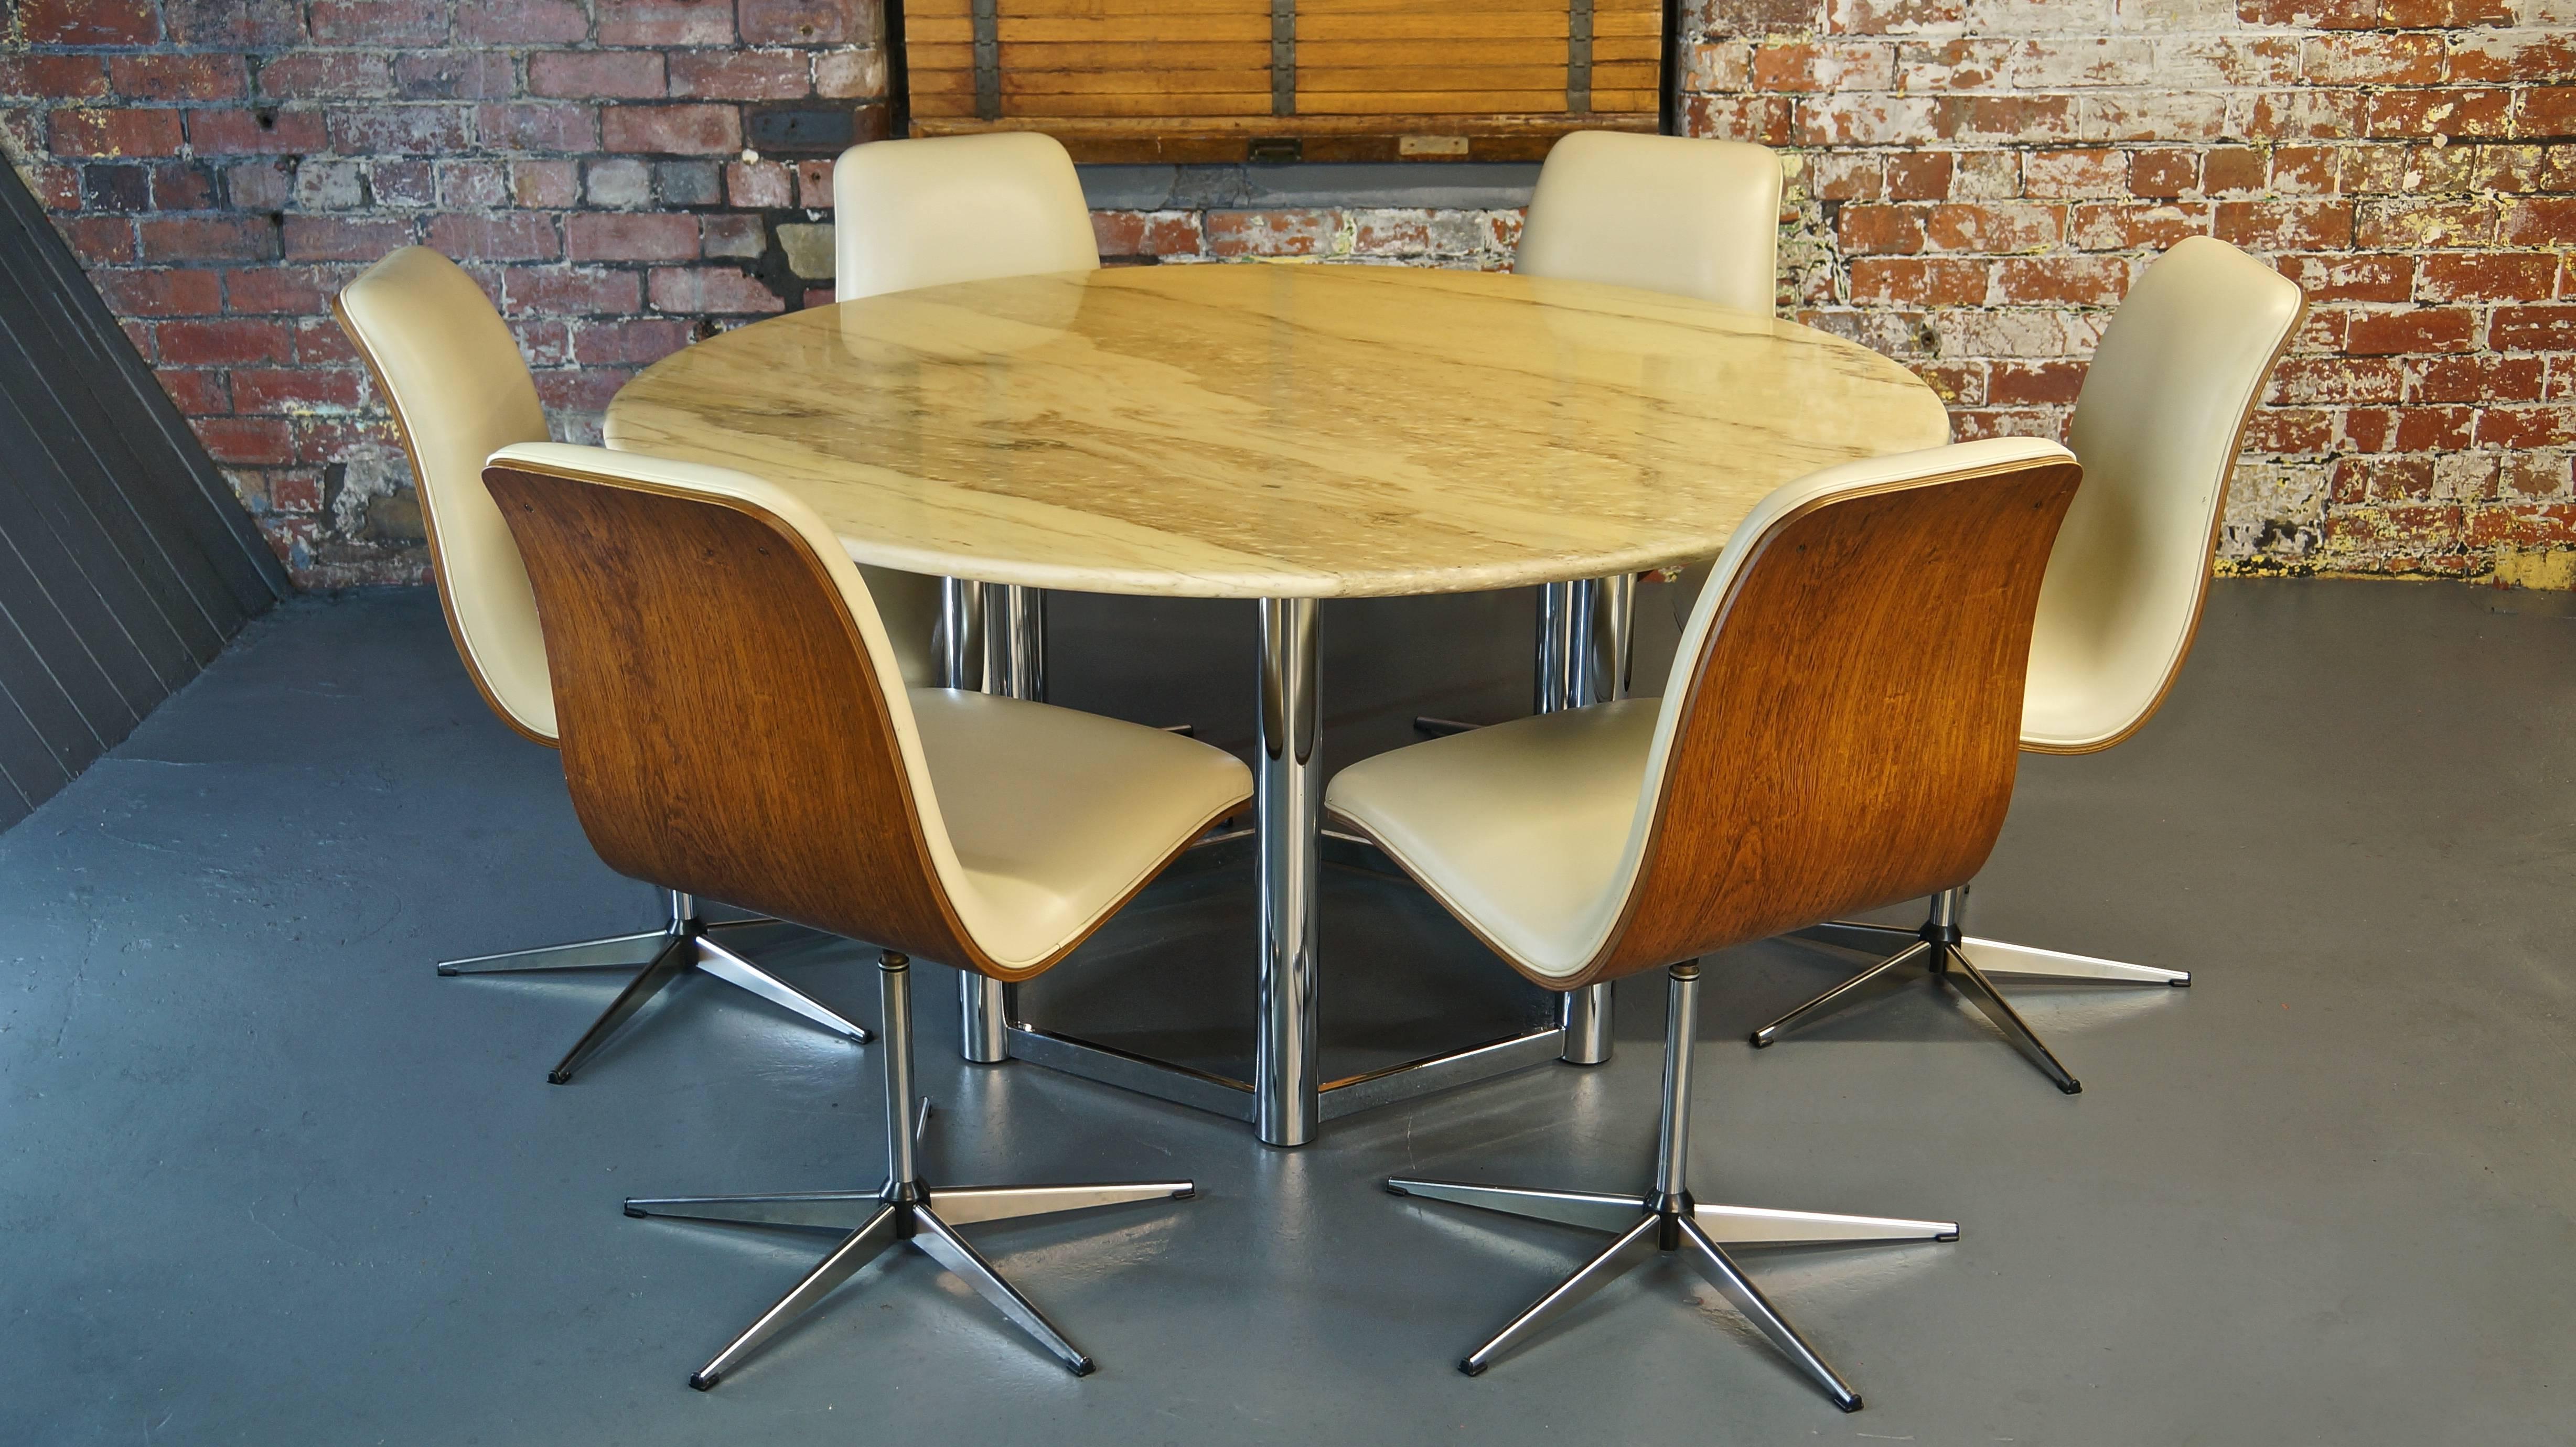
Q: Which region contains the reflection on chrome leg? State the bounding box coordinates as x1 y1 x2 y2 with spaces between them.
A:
1460 1214 1660 1376
928 1181 1196 1227
1945 947 2083 1094
624 1190 886 1232
1749 940 1933 1048
911 1206 1095 1376
1386 1180 1647 1233
1961 934 2191 985
1692 1201 1958 1247
694 936 872 1043
689 1206 900 1390
547 932 693 1084
1676 1216 1862 1412
1784 920 1918 955
437 929 669 975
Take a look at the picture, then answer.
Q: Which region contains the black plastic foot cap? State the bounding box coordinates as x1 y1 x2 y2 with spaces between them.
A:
689 1372 720 1392
1070 1358 1097 1378
623 1203 647 1218
1458 1359 1486 1377
1937 1228 1961 1242
435 965 459 976
1172 1185 1198 1200
2171 977 2192 987
1385 1182 1411 1196
2059 1079 2084 1095
1838 1395 1863 1414
546 1071 573 1086
1747 1032 1775 1048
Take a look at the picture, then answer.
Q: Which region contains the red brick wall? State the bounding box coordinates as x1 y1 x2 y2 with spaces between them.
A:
2 1 2571 586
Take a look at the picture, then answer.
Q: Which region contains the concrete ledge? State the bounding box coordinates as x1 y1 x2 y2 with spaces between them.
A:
1079 163 1541 212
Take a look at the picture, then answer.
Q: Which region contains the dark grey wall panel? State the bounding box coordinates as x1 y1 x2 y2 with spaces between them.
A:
0 164 289 831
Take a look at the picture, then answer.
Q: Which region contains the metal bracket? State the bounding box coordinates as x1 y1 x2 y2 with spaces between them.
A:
1271 0 1296 117
1567 0 1595 114
971 0 1001 121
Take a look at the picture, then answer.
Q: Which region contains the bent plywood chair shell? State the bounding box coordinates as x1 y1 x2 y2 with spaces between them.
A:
480 442 1250 982
1330 438 2083 991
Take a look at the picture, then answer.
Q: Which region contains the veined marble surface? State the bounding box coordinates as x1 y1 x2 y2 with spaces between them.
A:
606 264 1951 598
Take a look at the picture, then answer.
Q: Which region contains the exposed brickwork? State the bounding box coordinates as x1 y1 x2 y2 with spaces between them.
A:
1670 0 2576 579
2 1 2571 584
0 2 892 584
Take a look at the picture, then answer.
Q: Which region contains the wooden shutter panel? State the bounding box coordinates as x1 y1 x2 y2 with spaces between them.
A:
901 0 1666 163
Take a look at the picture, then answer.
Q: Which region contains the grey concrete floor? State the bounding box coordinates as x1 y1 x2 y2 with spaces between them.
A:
3 578 2571 1444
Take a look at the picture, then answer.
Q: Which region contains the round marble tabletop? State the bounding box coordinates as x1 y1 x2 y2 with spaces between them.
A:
605 263 1951 599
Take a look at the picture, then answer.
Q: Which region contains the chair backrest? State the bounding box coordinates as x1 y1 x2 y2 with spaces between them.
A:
1554 439 2081 987
479 441 1048 978
1515 132 1783 313
831 133 1102 302
2023 236 2305 753
334 247 556 741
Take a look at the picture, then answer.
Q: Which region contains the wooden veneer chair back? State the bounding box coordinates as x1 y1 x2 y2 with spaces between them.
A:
1517 131 1784 314
831 133 1101 302
1547 438 2080 988
481 442 1250 986
481 444 1034 976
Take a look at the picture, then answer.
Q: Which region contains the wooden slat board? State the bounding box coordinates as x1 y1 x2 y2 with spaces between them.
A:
0 164 288 832
902 0 1665 162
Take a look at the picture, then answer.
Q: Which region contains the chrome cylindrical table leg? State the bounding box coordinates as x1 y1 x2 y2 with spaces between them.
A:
1577 572 1635 706
1255 597 1322 1148
1558 983 1614 1065
1539 580 1617 1064
956 578 1022 1064
1534 580 1579 714
938 576 985 692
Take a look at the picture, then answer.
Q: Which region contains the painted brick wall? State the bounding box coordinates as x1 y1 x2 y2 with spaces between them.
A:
4 1 2573 587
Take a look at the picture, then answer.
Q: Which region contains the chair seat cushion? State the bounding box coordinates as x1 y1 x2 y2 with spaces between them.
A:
1326 699 1660 981
911 688 1252 972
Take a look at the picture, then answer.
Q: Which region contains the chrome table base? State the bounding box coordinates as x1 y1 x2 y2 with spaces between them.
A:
437 889 869 1084
1390 963 1956 1411
627 952 1194 1388
963 826 1577 1133
1751 885 2191 1094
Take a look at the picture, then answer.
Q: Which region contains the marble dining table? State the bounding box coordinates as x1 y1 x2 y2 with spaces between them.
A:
605 261 1951 1148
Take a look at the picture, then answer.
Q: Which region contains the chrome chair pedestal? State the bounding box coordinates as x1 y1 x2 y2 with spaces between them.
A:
437 889 870 1084
1390 963 1953 1411
1750 885 2190 1094
628 953 1195 1388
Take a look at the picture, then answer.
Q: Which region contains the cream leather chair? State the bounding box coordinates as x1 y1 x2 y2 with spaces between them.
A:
830 132 1113 1062
1334 438 2081 1410
831 132 1100 301
335 246 941 1084
1517 130 1784 312
480 440 1251 1387
1428 130 1788 1066
1749 236 2307 1093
